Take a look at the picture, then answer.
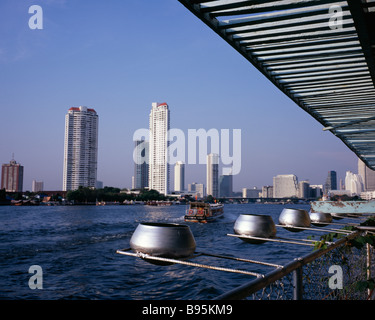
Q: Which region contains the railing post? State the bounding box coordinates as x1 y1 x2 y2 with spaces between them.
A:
367 242 372 298
293 266 303 300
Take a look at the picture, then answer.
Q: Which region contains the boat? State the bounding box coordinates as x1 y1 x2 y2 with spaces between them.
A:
184 202 224 223
146 201 172 206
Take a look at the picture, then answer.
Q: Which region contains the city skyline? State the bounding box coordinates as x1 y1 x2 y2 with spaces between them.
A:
0 0 360 192
2 149 372 198
0 97 367 193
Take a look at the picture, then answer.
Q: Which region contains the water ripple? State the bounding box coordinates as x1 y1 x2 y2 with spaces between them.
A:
0 204 314 299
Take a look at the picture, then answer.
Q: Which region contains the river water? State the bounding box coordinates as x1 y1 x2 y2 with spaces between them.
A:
1 203 319 300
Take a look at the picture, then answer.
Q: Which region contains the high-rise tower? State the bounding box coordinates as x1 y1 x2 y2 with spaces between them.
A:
1 157 24 192
174 161 185 192
219 174 233 197
149 102 170 195
63 106 98 191
324 171 337 195
206 153 219 198
134 139 149 189
358 158 375 191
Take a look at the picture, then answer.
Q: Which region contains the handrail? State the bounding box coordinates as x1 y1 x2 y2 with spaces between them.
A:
214 230 361 300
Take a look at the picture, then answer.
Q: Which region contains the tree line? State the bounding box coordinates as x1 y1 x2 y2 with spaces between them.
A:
0 187 173 205
66 186 168 203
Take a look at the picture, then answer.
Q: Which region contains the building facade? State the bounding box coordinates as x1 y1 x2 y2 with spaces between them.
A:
345 171 364 196
1 159 24 192
358 158 375 191
134 140 149 189
310 185 323 199
32 180 44 193
149 102 170 195
63 106 98 191
273 174 298 198
324 171 337 195
298 180 310 199
219 174 233 197
243 187 262 198
174 161 185 192
206 153 219 198
188 182 205 199
261 186 273 198
361 191 375 200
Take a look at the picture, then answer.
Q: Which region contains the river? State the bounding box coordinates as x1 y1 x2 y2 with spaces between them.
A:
1 203 318 300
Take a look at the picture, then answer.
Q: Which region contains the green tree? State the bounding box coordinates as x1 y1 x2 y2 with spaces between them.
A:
137 189 165 201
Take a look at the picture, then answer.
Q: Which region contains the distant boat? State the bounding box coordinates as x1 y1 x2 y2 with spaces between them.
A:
184 202 224 223
146 201 172 206
11 200 39 206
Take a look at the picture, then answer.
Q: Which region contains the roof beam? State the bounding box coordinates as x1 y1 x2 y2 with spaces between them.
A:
206 0 342 17
178 0 375 170
218 4 349 30
323 115 375 131
347 0 375 84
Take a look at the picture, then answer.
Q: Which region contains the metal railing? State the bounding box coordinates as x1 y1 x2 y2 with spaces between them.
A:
215 229 375 300
117 207 375 300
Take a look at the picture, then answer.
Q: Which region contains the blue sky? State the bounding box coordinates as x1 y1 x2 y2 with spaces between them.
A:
0 0 358 192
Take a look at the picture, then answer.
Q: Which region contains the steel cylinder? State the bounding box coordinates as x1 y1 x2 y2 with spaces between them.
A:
130 222 196 264
234 214 276 244
278 208 311 232
309 211 332 226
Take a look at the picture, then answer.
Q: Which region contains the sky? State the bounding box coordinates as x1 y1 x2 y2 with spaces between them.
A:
0 0 359 192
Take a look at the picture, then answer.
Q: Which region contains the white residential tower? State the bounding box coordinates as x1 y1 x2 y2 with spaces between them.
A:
149 102 170 195
63 106 98 191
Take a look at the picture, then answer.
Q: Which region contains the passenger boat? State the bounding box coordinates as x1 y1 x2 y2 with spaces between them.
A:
184 202 224 223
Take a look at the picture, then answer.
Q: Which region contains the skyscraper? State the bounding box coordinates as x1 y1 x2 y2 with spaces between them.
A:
298 180 310 199
358 159 375 191
345 171 363 196
273 174 298 198
219 174 232 197
1 158 24 192
206 153 219 198
174 161 185 192
133 140 149 189
63 106 98 191
149 102 170 195
324 171 337 195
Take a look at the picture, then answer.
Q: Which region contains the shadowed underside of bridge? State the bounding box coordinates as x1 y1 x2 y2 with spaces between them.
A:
178 0 375 169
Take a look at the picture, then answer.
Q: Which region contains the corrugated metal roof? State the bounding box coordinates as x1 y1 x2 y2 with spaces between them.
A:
179 0 375 169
